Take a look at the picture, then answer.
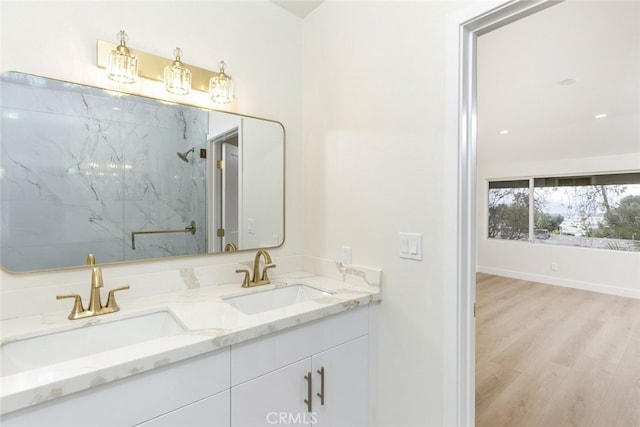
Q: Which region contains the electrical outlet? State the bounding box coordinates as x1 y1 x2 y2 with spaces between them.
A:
342 246 352 267
550 262 559 271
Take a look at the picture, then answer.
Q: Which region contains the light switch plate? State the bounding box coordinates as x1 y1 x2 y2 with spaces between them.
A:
399 232 422 260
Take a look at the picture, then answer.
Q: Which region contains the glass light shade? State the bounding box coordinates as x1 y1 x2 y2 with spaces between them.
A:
209 61 234 104
164 48 191 95
107 30 138 84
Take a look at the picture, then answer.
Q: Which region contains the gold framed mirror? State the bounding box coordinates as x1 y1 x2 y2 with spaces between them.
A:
0 72 284 273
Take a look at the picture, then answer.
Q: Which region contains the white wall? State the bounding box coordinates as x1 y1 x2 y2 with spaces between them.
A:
303 2 468 426
0 1 514 425
0 2 304 297
477 153 640 298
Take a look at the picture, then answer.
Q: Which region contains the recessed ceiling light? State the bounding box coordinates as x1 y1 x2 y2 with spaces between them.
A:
594 113 607 119
559 78 576 86
499 130 509 134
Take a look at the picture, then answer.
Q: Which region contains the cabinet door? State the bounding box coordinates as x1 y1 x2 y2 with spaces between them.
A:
231 359 315 427
135 390 230 427
0 350 230 427
312 335 369 427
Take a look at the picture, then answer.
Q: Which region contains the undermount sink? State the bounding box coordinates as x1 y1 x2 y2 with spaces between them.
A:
223 284 331 315
1 310 186 377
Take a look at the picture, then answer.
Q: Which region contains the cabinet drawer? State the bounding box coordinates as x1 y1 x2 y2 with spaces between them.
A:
1 348 230 427
136 390 230 427
231 306 368 386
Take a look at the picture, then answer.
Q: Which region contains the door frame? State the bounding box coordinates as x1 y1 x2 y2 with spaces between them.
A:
207 127 241 252
450 1 562 425
219 137 240 250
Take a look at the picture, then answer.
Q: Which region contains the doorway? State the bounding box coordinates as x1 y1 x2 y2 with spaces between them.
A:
453 1 561 425
472 1 640 424
210 128 240 252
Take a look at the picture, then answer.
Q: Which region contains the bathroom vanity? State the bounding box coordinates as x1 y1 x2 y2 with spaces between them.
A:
0 261 381 427
0 72 380 426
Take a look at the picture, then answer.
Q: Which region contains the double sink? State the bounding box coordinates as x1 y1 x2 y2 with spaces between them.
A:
0 284 331 377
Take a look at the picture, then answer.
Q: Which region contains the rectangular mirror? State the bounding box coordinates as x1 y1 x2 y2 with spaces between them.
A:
0 72 284 272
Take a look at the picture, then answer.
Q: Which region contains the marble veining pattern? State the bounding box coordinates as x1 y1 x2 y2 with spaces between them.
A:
0 257 381 415
0 75 208 271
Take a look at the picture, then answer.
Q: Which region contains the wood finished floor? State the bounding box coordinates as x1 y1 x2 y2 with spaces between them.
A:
476 274 640 427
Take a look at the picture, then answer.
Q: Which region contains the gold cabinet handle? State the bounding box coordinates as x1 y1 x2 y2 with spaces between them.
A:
304 372 313 413
316 367 325 405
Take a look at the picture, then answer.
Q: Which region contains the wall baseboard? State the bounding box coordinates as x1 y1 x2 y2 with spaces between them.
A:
477 266 640 300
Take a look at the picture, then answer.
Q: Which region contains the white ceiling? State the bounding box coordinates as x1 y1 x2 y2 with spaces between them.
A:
271 0 323 18
269 1 639 165
477 0 639 165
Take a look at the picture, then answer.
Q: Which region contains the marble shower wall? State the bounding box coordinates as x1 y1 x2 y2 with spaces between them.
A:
0 74 208 272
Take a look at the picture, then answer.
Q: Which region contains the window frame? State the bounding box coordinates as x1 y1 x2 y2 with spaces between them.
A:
486 172 640 251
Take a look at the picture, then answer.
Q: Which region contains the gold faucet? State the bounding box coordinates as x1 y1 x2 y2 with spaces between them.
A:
224 242 238 252
236 250 276 287
56 267 130 320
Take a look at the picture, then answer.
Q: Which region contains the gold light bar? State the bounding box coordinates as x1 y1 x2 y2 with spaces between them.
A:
97 40 219 93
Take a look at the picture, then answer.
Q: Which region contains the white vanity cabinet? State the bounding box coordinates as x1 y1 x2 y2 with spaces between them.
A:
0 349 230 427
230 307 370 427
311 336 369 426
1 306 372 427
135 390 230 427
231 336 368 427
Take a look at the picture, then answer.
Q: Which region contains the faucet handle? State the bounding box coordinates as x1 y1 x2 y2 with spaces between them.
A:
261 263 276 282
86 254 96 265
56 294 85 320
236 269 251 288
105 285 130 310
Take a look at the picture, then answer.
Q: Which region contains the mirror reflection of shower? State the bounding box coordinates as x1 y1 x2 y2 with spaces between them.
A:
177 147 195 163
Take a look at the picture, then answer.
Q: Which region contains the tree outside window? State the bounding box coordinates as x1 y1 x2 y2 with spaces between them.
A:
488 173 640 252
488 181 529 241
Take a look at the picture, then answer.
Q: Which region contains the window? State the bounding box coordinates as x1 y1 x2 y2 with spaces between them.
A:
488 173 640 252
488 180 529 240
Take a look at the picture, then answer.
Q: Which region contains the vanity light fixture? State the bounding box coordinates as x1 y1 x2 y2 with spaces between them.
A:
209 61 234 104
164 48 192 95
98 36 235 104
106 30 138 84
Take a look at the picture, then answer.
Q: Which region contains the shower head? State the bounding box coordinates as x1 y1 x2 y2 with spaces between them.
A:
177 147 195 163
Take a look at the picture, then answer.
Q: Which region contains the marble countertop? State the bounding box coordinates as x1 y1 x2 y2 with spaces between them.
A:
0 269 381 415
